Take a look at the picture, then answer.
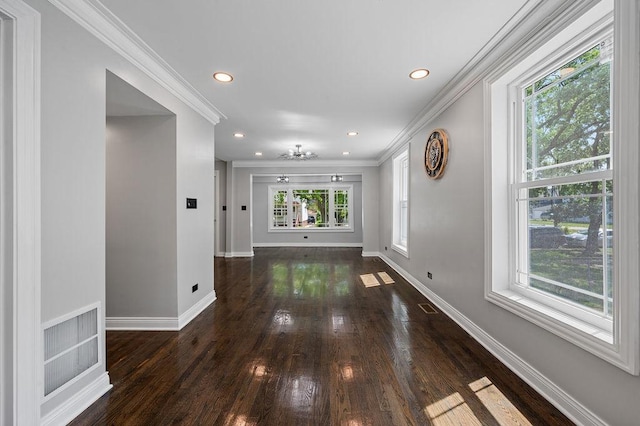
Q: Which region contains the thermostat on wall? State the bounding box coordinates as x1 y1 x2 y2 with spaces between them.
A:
186 198 197 209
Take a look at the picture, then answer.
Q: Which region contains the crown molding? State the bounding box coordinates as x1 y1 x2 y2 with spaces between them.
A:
232 159 379 168
48 0 225 125
377 0 600 165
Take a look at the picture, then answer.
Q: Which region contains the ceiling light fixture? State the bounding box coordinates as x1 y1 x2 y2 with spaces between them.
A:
276 175 289 184
342 151 350 156
409 68 430 79
234 132 245 138
347 131 358 137
331 173 343 182
255 152 263 156
279 144 317 160
213 72 234 83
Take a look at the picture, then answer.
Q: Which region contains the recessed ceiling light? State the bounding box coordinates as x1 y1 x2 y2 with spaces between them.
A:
233 132 245 138
342 151 350 156
347 131 358 137
255 152 262 156
213 72 233 83
409 68 430 79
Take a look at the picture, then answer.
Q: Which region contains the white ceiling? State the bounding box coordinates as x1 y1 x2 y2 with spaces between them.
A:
101 0 527 162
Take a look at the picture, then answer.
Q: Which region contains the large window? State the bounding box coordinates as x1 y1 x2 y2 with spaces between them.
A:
268 186 353 231
392 149 409 256
516 40 613 326
486 1 639 374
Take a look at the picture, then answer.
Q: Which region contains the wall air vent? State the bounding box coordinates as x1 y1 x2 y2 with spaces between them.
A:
43 303 102 398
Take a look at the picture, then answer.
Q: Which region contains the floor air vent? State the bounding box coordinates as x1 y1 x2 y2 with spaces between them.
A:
418 303 438 315
43 304 100 397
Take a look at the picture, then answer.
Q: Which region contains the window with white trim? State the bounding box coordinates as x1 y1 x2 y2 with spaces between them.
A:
392 149 409 256
268 186 353 231
486 1 639 374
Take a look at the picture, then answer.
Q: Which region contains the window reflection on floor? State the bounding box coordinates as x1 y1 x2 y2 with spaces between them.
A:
271 262 352 298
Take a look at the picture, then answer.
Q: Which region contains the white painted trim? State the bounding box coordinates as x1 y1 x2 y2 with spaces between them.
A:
484 0 638 374
41 372 112 426
0 1 41 424
361 251 381 257
253 242 363 248
378 253 607 426
42 302 104 403
214 170 222 257
611 0 640 375
378 0 600 165
224 251 255 258
177 290 216 330
214 252 226 258
47 0 223 125
106 291 216 331
106 316 179 331
232 159 378 168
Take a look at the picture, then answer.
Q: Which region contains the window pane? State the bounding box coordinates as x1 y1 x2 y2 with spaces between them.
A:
292 189 329 228
525 44 611 180
520 180 613 315
272 190 288 227
334 189 349 227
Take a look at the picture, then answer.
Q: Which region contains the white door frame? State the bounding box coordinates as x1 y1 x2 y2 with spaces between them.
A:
0 1 41 424
214 170 221 256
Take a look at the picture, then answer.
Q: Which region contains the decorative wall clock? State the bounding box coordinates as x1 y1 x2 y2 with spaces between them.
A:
424 128 449 179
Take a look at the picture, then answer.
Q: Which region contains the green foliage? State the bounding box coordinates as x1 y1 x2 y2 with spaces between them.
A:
526 42 612 254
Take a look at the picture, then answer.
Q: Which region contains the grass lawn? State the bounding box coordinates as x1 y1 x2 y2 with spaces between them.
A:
529 247 612 311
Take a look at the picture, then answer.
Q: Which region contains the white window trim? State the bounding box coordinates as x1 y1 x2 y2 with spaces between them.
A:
392 148 409 257
267 184 354 232
484 0 640 374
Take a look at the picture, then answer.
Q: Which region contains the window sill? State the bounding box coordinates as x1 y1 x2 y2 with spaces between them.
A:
268 227 354 233
485 288 639 373
392 243 409 258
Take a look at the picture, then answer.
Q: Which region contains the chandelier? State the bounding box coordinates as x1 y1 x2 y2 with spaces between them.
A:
279 144 317 160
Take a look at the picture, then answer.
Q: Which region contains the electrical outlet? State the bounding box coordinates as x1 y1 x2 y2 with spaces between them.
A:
192 283 198 293
427 272 432 279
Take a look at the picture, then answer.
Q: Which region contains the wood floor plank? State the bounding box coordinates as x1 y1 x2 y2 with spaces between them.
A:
70 248 573 425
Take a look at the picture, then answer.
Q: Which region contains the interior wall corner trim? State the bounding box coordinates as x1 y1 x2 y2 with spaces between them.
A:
48 0 225 125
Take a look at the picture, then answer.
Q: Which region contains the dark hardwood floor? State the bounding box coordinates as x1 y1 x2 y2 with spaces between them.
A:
71 247 573 425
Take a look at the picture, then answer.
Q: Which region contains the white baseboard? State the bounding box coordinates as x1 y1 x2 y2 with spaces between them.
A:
214 251 226 257
106 316 179 331
178 291 216 330
361 251 381 257
378 253 606 426
224 251 254 258
41 372 112 426
106 291 216 331
253 242 363 248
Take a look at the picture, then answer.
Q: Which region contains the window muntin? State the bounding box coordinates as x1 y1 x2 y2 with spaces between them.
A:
512 38 614 330
272 190 288 228
392 149 409 256
268 186 353 231
524 43 612 181
333 189 349 227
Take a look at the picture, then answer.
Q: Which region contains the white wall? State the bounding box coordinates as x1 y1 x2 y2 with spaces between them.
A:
26 0 217 418
215 159 227 256
379 81 640 425
106 115 177 318
176 111 215 315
